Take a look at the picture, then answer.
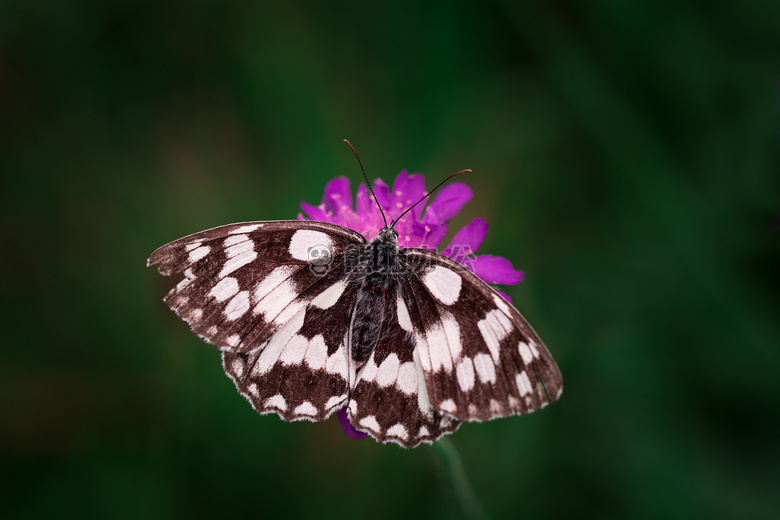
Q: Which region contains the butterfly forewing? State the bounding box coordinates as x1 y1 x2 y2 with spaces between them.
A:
147 221 365 352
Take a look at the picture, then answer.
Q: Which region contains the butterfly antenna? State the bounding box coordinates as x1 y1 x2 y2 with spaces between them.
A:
390 169 471 227
344 139 388 229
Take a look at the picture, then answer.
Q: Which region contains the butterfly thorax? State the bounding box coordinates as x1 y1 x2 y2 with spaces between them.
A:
349 227 400 363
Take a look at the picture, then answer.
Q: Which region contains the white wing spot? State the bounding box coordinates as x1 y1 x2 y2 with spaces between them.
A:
311 280 348 310
359 415 381 432
253 311 307 375
441 311 462 360
227 334 241 348
190 308 203 321
413 349 434 417
456 358 475 391
418 426 430 437
477 321 499 360
273 296 310 326
415 332 431 373
376 353 400 387
473 353 497 383
485 309 512 341
219 247 257 278
289 229 333 261
516 371 533 396
359 356 379 383
493 292 512 314
253 266 295 303
528 341 540 359
264 394 287 411
304 334 328 370
439 399 457 413
188 245 210 262
326 395 347 411
294 401 318 417
247 383 259 396
254 279 297 321
279 334 308 366
224 290 250 321
224 234 249 248
421 265 462 305
518 341 534 364
210 277 239 302
185 241 202 252
426 321 453 372
386 424 409 441
231 358 244 377
326 349 348 377
396 362 417 395
397 296 413 332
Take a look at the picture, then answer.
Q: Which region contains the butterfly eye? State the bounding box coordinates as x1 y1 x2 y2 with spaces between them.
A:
312 250 320 257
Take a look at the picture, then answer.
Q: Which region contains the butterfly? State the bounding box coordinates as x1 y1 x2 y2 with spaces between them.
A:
148 144 563 448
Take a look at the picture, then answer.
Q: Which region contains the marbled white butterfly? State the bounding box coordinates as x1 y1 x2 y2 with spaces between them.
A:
148 143 563 447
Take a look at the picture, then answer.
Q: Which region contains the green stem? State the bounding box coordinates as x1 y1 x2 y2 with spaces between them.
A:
434 437 491 520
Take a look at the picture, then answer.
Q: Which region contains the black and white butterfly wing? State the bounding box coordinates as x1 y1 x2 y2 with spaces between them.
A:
345 249 562 448
404 249 563 421
351 248 561 445
221 279 358 422
148 220 365 420
347 277 461 446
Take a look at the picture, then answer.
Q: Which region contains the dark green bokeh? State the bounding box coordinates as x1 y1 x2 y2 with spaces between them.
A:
2 1 779 519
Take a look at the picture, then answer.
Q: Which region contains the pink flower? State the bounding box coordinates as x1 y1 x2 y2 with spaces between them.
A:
299 171 523 287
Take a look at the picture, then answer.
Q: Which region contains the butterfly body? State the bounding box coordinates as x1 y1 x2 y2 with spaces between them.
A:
149 219 562 447
349 227 399 363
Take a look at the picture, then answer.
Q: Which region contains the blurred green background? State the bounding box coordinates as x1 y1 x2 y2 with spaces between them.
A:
2 1 779 519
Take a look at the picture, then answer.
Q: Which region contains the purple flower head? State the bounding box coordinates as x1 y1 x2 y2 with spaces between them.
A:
299 171 524 441
299 171 524 287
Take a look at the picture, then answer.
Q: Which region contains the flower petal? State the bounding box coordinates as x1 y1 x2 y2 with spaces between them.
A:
323 177 353 215
422 183 473 225
471 255 524 285
391 171 427 221
371 178 392 217
496 291 513 304
355 183 372 215
442 217 488 261
299 201 329 222
337 407 367 440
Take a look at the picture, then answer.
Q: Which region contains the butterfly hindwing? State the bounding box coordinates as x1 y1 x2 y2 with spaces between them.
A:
347 279 461 447
222 280 359 421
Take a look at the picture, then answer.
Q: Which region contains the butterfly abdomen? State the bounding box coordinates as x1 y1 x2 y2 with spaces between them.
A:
348 230 400 363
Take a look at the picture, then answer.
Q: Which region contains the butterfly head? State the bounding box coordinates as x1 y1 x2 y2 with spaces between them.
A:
377 226 399 245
